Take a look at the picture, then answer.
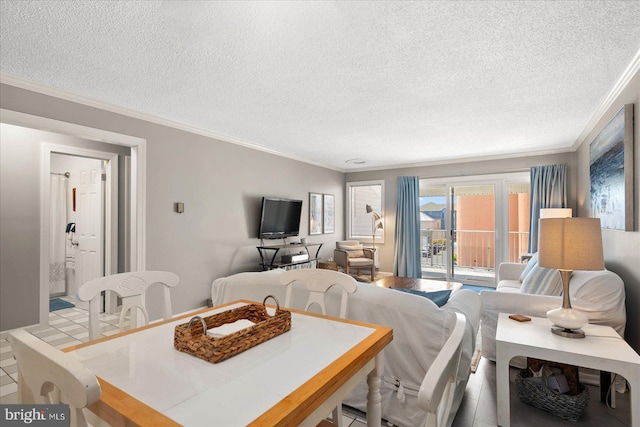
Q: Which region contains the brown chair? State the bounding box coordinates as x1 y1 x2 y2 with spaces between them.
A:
334 240 375 281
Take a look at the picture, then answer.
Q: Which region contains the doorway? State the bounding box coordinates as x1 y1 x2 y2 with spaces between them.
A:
419 172 530 286
0 108 147 330
49 153 107 310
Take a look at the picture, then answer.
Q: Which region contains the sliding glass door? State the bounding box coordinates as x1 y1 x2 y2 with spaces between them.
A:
419 173 529 285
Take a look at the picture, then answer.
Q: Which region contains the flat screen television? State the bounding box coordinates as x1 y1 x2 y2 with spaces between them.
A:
259 197 303 239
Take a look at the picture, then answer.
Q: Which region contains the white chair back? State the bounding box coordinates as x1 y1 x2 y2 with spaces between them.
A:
77 271 179 341
279 268 358 427
280 269 357 318
8 329 101 427
417 312 466 427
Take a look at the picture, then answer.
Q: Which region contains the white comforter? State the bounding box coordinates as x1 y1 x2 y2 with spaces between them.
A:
211 269 482 427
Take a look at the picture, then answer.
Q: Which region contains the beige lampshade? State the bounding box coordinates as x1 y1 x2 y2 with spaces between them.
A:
538 218 604 271
540 208 573 218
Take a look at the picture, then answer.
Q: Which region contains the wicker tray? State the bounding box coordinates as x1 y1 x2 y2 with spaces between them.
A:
516 370 590 421
174 296 291 363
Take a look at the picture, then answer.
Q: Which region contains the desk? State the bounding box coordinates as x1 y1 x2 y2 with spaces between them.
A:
65 301 392 426
257 243 323 270
496 313 640 426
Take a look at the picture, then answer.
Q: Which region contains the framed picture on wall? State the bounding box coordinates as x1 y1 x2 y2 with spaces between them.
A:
309 192 323 235
323 194 335 234
590 104 634 231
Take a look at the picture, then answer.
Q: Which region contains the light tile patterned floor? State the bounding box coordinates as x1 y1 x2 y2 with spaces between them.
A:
0 296 126 405
0 299 632 426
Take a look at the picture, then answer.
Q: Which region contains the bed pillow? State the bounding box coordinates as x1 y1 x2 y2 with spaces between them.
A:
520 264 563 295
519 252 539 282
338 243 365 258
390 287 452 307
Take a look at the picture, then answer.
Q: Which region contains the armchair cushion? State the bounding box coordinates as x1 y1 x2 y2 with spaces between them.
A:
348 257 374 267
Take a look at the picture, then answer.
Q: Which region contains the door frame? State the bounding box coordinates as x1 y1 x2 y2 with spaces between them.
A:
420 172 529 283
0 109 146 329
45 146 116 310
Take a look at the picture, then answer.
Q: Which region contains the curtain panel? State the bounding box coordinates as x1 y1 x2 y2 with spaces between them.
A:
529 164 568 252
393 176 422 278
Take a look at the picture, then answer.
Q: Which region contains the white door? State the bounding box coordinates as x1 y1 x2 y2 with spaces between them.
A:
76 166 104 300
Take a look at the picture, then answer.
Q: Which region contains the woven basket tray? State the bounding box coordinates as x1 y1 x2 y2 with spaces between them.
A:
174 296 291 363
516 370 590 421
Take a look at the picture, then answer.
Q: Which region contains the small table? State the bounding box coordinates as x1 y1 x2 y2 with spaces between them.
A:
373 276 462 293
496 313 640 426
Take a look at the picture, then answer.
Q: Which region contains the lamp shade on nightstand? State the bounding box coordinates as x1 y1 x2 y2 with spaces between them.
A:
538 218 604 338
538 218 604 271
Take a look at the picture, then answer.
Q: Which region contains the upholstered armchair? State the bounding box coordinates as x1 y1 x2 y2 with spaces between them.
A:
334 240 375 281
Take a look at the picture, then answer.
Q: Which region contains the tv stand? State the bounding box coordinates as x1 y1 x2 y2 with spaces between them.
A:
257 242 323 270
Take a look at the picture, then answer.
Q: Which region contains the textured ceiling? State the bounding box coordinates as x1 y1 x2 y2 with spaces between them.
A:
1 1 640 171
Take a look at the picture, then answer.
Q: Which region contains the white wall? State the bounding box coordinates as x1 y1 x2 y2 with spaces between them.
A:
576 70 640 353
0 83 344 329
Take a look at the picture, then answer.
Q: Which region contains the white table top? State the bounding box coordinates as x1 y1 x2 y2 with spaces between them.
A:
496 313 640 367
68 302 384 426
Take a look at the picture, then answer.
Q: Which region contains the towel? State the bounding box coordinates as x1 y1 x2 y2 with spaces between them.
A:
65 231 76 269
206 319 255 338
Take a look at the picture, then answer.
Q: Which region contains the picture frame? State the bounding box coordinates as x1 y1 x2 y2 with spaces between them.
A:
309 192 323 235
323 194 335 234
589 104 634 231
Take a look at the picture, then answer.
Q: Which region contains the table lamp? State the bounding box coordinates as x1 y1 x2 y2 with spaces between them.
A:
538 217 604 338
539 208 573 218
365 204 383 249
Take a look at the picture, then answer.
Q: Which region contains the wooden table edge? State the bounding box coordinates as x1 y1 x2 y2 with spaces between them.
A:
64 300 393 427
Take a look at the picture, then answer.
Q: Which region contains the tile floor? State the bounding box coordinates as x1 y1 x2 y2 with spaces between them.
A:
0 301 632 426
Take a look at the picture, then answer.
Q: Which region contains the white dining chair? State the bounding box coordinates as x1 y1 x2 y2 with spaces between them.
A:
77 271 179 341
8 329 102 427
417 312 467 427
280 268 358 427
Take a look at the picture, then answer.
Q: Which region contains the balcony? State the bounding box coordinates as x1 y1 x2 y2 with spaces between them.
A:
421 229 529 282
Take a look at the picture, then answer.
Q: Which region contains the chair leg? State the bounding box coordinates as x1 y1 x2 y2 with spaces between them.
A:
371 264 375 281
332 405 343 427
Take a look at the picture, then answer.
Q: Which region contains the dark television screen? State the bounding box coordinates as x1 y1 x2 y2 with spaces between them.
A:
259 197 303 239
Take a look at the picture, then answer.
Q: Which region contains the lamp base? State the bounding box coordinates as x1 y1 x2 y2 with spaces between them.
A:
551 326 585 339
546 307 588 339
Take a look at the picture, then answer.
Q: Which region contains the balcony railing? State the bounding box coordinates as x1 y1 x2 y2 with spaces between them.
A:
421 229 530 272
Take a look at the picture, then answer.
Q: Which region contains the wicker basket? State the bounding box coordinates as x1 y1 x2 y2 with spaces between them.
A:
515 370 590 421
174 296 291 363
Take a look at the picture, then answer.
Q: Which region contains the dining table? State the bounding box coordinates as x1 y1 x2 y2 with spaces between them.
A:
64 300 393 426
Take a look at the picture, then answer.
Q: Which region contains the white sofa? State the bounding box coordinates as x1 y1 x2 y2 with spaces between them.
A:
480 258 626 363
211 269 482 427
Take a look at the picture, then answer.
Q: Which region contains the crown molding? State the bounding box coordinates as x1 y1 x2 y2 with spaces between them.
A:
0 73 343 172
344 146 576 173
572 48 640 150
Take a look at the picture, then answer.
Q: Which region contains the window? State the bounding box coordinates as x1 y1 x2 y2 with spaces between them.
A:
346 180 384 243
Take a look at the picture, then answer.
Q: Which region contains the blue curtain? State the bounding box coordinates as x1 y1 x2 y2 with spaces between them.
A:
393 176 422 278
529 164 567 252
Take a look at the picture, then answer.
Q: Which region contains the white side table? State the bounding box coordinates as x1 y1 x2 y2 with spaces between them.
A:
496 313 640 426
